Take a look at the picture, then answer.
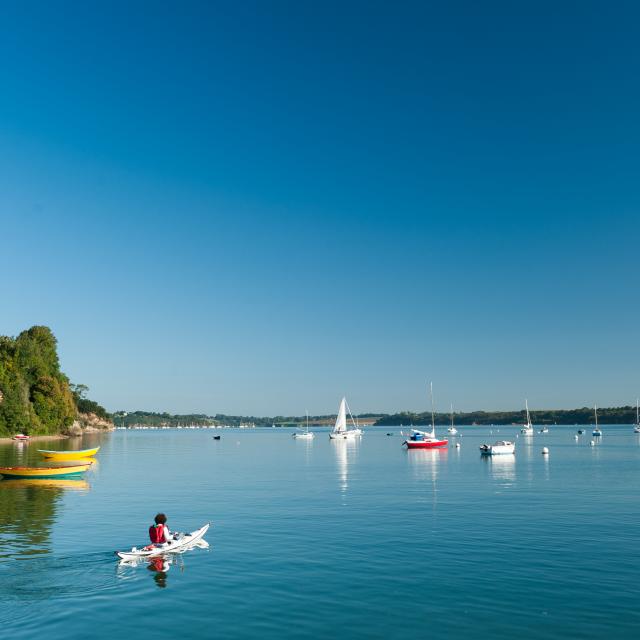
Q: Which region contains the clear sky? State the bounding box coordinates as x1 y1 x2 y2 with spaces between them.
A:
1 1 639 415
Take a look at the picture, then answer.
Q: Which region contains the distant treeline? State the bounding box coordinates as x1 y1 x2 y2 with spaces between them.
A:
114 410 385 427
373 406 639 426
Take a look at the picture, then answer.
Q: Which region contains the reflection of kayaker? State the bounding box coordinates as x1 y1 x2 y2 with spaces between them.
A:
147 556 170 588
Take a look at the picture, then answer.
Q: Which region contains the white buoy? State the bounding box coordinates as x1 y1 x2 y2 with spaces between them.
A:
542 447 549 455
455 442 460 448
574 435 579 441
590 440 595 446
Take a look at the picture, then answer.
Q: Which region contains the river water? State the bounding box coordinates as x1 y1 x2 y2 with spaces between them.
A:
1 426 639 639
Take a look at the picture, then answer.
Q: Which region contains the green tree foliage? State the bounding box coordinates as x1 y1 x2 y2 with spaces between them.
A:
0 326 109 436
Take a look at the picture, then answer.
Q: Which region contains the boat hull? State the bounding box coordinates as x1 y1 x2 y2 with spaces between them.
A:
404 439 448 449
38 447 100 461
329 430 362 439
0 463 92 478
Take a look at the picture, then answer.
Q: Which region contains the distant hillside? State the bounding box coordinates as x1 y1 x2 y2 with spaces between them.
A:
374 406 638 426
0 325 112 436
114 410 384 428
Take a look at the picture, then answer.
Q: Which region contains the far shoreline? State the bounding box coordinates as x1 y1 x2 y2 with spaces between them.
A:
0 434 70 445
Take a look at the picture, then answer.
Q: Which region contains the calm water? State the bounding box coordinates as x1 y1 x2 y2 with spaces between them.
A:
1 426 640 639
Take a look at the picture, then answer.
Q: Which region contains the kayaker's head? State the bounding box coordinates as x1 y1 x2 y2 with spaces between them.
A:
154 513 167 525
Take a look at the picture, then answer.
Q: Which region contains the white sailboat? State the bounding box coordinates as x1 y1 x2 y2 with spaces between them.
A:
447 403 458 435
592 404 602 437
329 397 363 439
293 410 314 439
520 400 534 435
634 399 640 434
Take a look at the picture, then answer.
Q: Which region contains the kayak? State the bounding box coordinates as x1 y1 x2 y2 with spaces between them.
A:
0 462 93 478
38 447 100 460
116 523 211 561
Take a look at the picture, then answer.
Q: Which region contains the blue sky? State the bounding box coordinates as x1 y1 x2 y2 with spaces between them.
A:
1 1 639 415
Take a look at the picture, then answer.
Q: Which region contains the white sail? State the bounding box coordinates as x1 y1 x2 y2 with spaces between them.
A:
333 398 347 433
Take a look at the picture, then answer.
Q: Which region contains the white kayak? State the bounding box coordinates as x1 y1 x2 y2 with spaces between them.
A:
116 523 211 561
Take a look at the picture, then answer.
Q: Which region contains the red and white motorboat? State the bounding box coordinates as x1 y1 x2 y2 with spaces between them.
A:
12 434 30 441
403 429 448 449
402 383 448 449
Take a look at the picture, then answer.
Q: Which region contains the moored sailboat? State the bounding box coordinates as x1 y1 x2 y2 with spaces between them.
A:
293 411 315 439
634 399 640 434
403 383 448 449
520 400 534 435
447 403 458 435
329 397 362 439
592 404 602 437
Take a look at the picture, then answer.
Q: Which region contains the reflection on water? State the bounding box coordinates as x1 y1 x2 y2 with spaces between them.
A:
0 481 62 558
331 438 358 496
405 449 447 507
485 454 516 484
117 547 201 589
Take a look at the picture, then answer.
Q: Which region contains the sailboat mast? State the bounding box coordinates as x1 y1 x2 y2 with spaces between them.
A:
594 404 598 428
636 398 638 425
430 382 435 431
450 403 454 428
306 410 309 433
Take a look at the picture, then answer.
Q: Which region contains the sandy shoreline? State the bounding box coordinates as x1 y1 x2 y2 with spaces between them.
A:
0 434 69 445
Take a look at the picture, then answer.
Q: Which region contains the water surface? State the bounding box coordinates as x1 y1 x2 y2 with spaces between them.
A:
1 426 639 639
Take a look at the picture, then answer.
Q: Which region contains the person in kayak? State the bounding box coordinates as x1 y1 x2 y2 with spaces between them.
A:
149 513 176 546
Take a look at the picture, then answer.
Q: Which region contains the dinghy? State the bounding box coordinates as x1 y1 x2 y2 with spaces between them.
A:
0 462 93 478
38 447 100 461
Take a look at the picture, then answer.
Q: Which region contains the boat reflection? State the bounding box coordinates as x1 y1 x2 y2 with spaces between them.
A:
331 437 358 495
483 454 516 483
405 448 447 506
0 478 90 491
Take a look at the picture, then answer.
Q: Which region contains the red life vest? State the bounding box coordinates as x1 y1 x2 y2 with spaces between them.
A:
149 524 166 544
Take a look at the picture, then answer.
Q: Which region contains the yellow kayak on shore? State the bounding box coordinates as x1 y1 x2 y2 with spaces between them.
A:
0 462 93 478
38 446 100 461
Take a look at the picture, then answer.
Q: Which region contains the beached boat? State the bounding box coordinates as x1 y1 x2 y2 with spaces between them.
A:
592 405 602 437
38 446 100 461
0 462 93 479
520 400 534 435
403 383 448 449
479 440 515 455
12 434 30 441
329 398 362 439
293 411 314 439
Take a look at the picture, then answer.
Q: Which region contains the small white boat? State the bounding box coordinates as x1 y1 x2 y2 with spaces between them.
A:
329 397 362 439
592 404 602 437
520 400 534 435
480 441 516 455
539 426 549 434
293 411 315 440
